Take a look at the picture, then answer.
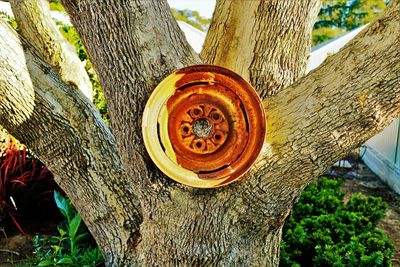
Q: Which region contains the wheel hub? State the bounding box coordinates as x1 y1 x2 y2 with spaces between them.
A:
142 65 266 188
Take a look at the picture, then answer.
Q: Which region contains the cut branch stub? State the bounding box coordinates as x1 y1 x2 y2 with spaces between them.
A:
142 65 266 188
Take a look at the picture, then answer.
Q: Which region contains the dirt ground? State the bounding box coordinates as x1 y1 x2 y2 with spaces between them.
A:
0 215 60 266
328 156 400 266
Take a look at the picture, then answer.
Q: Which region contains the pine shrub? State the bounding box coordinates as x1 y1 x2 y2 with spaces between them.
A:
280 177 394 267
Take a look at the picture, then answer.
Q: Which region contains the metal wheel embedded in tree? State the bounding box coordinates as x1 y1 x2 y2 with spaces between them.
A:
142 65 266 188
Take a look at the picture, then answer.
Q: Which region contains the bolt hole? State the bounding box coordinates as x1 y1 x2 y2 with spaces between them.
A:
193 109 200 115
213 113 220 120
196 142 202 148
215 134 221 140
183 126 189 132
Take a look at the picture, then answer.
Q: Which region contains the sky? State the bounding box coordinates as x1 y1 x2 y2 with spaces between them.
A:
0 3 11 14
167 0 216 18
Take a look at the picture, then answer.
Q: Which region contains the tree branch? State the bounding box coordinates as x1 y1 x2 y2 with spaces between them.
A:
201 0 321 98
10 0 93 100
62 0 201 194
0 20 142 265
247 0 400 212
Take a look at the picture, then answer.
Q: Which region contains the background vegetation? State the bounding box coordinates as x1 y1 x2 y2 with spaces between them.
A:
313 0 387 45
280 177 394 266
171 8 211 32
24 192 104 267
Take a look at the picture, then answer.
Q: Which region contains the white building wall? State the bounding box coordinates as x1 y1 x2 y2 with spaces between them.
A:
363 119 400 194
365 120 399 165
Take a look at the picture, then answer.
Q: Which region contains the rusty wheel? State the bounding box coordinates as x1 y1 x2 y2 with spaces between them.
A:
142 65 266 188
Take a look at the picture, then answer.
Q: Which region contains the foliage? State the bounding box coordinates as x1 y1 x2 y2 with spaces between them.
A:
25 191 104 267
49 0 65 13
0 138 56 236
57 23 87 62
0 11 18 30
312 27 345 47
171 8 210 32
312 0 387 45
316 0 387 30
280 177 394 267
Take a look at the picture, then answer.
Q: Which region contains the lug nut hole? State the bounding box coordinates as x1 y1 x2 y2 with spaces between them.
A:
210 111 223 123
190 107 203 118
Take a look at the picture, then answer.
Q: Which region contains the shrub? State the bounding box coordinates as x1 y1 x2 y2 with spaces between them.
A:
0 137 57 235
25 191 104 266
280 177 394 267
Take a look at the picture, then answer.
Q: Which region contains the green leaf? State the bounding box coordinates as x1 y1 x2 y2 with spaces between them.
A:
38 260 54 266
74 232 89 244
58 227 66 236
52 245 61 254
57 257 74 264
68 214 82 240
54 191 70 221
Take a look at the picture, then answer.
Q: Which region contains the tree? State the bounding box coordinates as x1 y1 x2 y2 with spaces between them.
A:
171 8 211 32
0 0 399 265
313 0 387 45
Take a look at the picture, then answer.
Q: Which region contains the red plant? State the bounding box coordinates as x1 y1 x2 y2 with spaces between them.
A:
0 136 57 237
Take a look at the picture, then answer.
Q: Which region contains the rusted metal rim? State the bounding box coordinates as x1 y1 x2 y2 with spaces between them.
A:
142 65 266 188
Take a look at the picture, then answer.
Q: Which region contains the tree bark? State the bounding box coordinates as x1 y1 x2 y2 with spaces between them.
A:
0 0 398 265
201 0 321 98
10 0 93 100
60 0 400 265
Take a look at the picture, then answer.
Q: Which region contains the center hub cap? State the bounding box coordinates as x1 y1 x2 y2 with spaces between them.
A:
192 118 213 139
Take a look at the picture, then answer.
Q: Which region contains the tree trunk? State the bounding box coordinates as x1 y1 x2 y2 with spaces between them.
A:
0 0 398 265
137 217 283 266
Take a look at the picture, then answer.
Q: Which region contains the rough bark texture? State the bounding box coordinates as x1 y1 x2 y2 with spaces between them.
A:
264 5 400 178
0 21 141 265
10 0 93 99
0 0 398 266
201 0 321 98
62 0 287 265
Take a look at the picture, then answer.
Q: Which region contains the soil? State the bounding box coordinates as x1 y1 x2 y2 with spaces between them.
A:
327 155 400 266
0 208 62 266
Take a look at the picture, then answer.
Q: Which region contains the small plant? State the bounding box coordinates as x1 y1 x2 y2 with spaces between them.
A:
0 137 56 236
25 191 104 266
280 177 394 267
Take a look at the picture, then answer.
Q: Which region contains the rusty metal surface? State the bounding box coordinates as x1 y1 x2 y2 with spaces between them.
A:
142 65 266 188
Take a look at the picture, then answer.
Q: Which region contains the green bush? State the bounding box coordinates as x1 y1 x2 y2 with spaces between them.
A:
24 191 104 267
280 177 394 267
